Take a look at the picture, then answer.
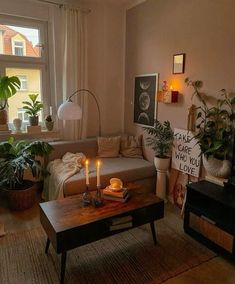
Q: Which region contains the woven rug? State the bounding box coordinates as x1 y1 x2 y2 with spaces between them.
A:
0 217 216 284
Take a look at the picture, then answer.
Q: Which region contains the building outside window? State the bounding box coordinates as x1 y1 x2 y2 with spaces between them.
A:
0 15 50 131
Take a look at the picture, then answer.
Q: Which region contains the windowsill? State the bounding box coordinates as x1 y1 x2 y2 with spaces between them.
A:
0 129 61 142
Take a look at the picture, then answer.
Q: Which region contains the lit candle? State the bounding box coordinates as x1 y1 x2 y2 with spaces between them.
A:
49 106 53 116
97 160 100 186
170 85 173 91
85 160 89 185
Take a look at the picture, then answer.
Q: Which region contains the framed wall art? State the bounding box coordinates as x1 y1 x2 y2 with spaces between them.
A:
134 73 158 126
173 53 185 74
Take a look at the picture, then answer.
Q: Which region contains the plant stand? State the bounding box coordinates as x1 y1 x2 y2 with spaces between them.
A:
154 156 170 202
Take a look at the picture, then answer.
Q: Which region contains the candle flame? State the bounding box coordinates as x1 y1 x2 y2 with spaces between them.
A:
85 159 89 165
170 85 173 90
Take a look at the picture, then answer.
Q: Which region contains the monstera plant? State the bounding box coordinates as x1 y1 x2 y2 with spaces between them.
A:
0 76 21 125
0 137 53 210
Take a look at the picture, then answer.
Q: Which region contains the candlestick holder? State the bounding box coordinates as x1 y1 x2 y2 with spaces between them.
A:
94 185 103 207
82 185 92 206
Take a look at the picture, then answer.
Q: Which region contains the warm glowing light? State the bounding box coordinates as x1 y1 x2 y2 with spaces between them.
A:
170 85 173 90
96 160 101 186
85 159 89 185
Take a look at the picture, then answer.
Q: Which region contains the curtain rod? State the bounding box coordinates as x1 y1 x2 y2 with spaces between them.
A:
34 0 91 13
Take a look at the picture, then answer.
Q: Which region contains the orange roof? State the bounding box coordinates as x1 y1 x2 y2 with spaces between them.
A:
0 24 39 57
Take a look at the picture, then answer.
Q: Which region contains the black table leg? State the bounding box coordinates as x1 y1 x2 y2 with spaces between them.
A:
150 221 157 245
60 251 67 284
45 238 50 254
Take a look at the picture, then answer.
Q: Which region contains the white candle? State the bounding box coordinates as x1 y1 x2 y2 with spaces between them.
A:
85 160 89 185
49 106 53 116
97 160 100 186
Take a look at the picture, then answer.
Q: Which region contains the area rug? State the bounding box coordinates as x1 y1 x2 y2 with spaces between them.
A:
0 217 216 284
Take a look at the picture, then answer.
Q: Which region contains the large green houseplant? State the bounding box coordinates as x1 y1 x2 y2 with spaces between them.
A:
185 77 235 177
0 137 53 210
0 76 21 125
22 93 43 126
143 120 174 201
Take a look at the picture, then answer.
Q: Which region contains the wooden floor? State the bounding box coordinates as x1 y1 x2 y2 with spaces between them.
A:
1 194 235 284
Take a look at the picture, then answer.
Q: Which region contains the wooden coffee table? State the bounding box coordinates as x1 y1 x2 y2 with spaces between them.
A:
39 192 164 284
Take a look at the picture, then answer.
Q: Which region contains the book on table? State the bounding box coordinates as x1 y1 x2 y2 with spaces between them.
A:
102 187 130 202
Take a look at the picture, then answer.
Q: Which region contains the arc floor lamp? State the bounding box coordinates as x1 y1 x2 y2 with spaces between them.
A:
57 89 101 136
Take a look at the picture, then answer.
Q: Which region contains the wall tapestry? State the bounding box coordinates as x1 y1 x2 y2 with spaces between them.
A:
134 73 158 126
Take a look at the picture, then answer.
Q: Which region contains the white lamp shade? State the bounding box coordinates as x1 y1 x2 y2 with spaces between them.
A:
57 101 82 120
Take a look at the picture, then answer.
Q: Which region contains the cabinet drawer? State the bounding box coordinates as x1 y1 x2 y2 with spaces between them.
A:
189 212 234 253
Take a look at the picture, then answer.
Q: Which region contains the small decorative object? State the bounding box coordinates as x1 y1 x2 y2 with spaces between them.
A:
83 160 92 206
173 53 185 74
158 81 178 103
45 115 54 131
143 120 174 201
185 77 235 178
13 118 22 132
94 185 103 207
22 93 43 126
134 73 158 126
83 185 92 206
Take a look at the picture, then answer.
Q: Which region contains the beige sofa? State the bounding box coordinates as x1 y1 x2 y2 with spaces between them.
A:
47 138 156 197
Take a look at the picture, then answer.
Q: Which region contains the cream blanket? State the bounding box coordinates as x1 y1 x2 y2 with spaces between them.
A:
42 152 86 200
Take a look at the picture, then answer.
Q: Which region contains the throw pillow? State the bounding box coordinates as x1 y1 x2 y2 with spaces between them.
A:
97 136 121 158
120 135 143 158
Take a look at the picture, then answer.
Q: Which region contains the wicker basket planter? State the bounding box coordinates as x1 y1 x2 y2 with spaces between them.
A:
4 181 37 211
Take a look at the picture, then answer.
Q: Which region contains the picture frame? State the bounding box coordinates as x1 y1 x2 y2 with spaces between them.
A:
134 73 158 127
173 53 185 74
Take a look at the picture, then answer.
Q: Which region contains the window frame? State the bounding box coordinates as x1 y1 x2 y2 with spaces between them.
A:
0 14 50 129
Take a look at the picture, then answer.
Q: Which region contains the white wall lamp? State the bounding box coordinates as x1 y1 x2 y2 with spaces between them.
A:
57 89 101 136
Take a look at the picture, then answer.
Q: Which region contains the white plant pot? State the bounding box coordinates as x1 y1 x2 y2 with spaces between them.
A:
154 156 171 201
202 155 231 178
154 156 171 171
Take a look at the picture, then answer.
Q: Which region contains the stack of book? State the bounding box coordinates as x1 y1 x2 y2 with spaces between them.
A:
102 186 129 202
109 215 133 231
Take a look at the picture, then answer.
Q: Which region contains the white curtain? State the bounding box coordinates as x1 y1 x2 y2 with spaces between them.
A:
52 6 88 140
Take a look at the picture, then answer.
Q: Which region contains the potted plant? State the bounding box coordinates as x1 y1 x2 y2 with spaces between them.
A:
0 137 53 210
45 114 54 131
0 76 21 127
143 120 174 170
22 93 43 126
185 77 235 178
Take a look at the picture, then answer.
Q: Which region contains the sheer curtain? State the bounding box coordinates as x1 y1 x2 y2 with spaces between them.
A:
52 6 88 140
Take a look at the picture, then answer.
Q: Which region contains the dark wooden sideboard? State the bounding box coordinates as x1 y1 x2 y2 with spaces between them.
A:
184 180 235 260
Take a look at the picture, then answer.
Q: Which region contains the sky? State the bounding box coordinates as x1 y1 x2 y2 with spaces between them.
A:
7 25 39 46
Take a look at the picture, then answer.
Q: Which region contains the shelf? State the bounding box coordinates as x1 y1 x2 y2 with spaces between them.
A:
0 129 60 142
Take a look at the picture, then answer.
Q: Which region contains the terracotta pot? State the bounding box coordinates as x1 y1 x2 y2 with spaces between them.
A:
154 156 171 171
202 155 231 178
0 109 8 125
4 181 36 211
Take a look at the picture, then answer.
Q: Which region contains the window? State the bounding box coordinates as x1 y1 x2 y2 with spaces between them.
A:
13 41 24 56
0 15 50 131
18 75 28 91
17 108 29 122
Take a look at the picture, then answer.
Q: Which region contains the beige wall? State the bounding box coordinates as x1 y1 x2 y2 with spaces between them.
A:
125 0 235 160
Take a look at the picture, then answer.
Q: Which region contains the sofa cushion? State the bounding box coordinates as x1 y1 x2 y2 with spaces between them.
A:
120 135 143 158
63 157 156 196
97 136 121 158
